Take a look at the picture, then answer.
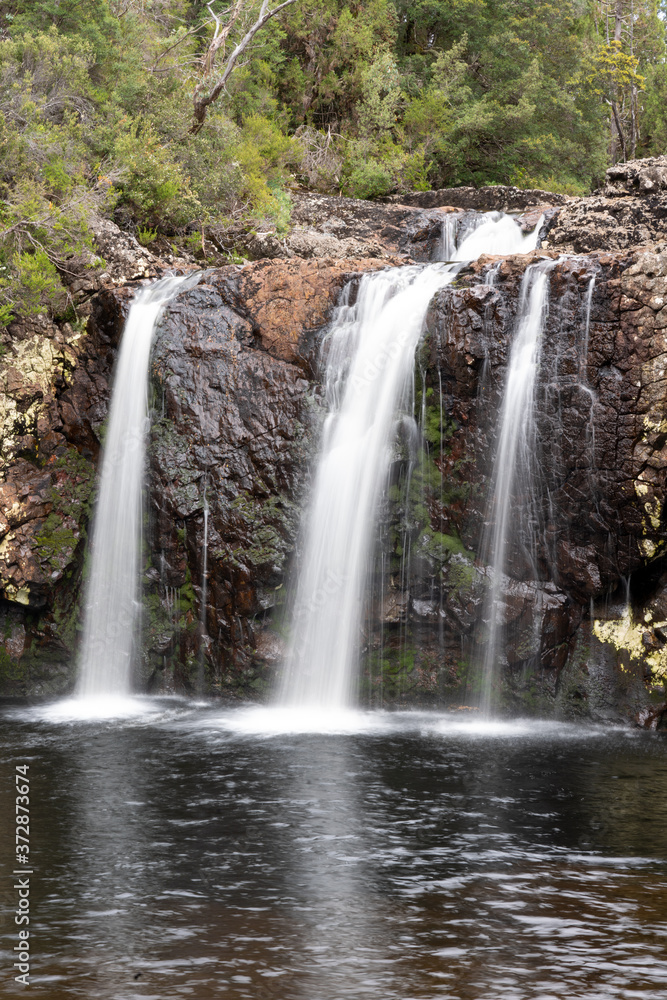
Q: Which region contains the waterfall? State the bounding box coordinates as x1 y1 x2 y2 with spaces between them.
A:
279 213 542 711
453 212 542 259
77 273 199 699
582 274 596 372
440 214 458 261
479 259 557 713
198 480 209 697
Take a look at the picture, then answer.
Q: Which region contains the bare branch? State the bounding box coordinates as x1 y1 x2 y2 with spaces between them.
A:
191 0 298 133
148 23 208 74
202 0 244 78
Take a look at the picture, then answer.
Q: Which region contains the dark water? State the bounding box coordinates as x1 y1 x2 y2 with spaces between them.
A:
1 701 666 999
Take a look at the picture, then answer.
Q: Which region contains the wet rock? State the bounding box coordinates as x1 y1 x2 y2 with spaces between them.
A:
427 247 667 584
382 185 571 211
416 243 667 713
208 256 399 368
0 309 107 624
142 256 402 691
636 702 667 729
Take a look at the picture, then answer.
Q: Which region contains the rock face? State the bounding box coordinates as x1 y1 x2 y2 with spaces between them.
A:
233 192 459 263
0 253 397 695
3 160 667 723
142 256 395 694
604 156 667 196
382 184 571 212
543 156 667 254
381 245 667 720
136 236 667 719
0 212 194 694
0 305 119 692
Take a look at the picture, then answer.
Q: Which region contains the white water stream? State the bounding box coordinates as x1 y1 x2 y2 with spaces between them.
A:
280 213 541 710
77 273 199 699
479 259 557 712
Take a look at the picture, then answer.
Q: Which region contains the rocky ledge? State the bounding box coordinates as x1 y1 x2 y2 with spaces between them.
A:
542 156 667 253
3 157 667 725
408 244 667 723
0 254 399 695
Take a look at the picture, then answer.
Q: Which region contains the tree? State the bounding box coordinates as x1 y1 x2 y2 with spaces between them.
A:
191 0 299 133
589 0 667 161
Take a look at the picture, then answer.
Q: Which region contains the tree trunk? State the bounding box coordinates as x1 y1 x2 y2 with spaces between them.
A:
191 0 298 134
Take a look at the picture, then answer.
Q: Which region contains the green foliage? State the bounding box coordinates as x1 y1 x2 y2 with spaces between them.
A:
9 249 64 315
230 114 298 221
137 226 158 246
0 0 665 326
639 60 667 154
113 122 200 228
35 512 79 569
346 158 393 199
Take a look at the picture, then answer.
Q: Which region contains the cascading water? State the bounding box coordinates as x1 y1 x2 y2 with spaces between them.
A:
279 213 542 711
77 273 199 700
198 480 209 697
440 214 458 261
455 212 542 259
478 259 557 713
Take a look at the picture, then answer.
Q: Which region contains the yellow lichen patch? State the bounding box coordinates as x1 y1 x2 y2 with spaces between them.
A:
639 538 659 559
3 584 30 606
0 333 71 473
633 475 664 551
645 497 663 530
593 612 667 683
0 532 15 558
642 414 667 437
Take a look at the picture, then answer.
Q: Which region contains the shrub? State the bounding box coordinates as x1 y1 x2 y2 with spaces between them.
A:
345 159 393 199
0 249 65 319
114 122 200 230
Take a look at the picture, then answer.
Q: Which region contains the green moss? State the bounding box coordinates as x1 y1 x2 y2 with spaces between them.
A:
35 512 79 569
143 590 185 653
49 447 96 520
419 396 457 450
51 591 81 651
416 526 474 565
0 645 27 684
179 565 196 618
225 492 299 573
361 639 470 706
448 554 477 594
33 449 95 571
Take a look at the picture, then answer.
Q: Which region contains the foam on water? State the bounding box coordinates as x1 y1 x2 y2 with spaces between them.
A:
9 699 616 741
15 694 198 724
170 705 610 741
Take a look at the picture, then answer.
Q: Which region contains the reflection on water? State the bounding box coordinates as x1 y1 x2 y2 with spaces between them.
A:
1 705 666 999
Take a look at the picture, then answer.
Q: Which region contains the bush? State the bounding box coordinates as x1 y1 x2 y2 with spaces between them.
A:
113 122 200 230
345 159 393 199
0 249 65 320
